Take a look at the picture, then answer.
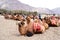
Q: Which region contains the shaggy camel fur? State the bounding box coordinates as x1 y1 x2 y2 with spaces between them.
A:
26 16 34 33
17 15 24 21
26 16 34 36
18 19 27 35
42 19 49 29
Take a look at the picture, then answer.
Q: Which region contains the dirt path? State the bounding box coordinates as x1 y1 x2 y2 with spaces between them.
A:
0 15 60 40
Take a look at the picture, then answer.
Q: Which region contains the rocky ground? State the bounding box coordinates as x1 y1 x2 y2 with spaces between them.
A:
0 15 60 40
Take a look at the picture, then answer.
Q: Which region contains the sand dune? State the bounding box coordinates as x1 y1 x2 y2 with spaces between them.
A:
0 15 60 40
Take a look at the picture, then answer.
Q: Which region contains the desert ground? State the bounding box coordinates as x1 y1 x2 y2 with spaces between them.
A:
0 15 60 40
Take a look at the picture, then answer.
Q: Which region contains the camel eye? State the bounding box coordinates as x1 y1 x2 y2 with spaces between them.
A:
21 22 25 25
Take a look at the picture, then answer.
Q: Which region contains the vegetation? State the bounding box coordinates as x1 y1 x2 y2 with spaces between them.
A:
0 9 38 15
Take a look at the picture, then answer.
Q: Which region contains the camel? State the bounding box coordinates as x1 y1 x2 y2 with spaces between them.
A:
4 13 9 19
18 16 34 36
44 17 51 25
44 16 60 27
42 19 49 30
11 14 18 20
7 14 13 19
26 16 34 37
17 15 24 21
57 17 60 26
50 16 60 27
33 18 45 33
18 19 27 35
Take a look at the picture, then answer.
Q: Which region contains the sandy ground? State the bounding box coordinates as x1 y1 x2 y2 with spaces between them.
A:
0 15 60 40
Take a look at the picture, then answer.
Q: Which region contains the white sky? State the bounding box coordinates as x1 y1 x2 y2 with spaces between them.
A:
18 0 60 9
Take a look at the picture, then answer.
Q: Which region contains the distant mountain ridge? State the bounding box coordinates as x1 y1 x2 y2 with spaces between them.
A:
52 7 60 14
0 0 35 11
0 0 58 14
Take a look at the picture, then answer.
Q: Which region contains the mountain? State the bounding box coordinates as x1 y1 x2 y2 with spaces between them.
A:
52 7 60 14
0 0 35 11
0 0 54 14
33 8 54 14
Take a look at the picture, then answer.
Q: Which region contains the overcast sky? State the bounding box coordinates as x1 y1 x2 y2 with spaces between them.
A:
18 0 60 9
